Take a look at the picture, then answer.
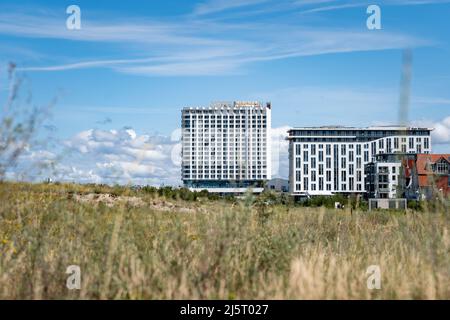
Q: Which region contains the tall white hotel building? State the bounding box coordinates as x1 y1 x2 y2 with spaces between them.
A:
181 101 271 193
287 126 432 197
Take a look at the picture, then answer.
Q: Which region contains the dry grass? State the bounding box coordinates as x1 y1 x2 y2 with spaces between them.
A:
0 182 448 299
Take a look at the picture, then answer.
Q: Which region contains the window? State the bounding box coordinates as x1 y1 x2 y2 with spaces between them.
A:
303 151 309 162
326 144 331 155
357 158 362 169
296 157 301 169
311 145 316 156
379 166 388 174
311 157 316 169
435 161 449 174
296 144 301 155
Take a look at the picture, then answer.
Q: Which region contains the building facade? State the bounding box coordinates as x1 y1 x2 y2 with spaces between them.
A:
287 126 432 197
365 153 415 199
181 101 271 193
414 154 450 199
267 178 289 193
366 153 450 200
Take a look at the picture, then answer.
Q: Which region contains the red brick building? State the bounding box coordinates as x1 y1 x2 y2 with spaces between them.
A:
415 154 450 199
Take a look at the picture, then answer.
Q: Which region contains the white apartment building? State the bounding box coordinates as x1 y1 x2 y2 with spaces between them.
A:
287 126 432 197
365 161 402 199
182 101 271 193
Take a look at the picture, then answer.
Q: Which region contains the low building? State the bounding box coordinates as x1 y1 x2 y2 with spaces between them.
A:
365 159 402 199
365 153 415 199
266 178 289 193
415 154 450 199
365 153 450 200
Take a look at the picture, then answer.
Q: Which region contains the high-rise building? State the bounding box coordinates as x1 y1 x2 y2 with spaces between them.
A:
287 126 432 197
181 101 271 193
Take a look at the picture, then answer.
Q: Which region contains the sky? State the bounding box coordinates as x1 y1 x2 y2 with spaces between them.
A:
0 0 450 185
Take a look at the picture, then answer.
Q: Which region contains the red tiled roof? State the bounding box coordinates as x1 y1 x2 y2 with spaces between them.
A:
416 154 450 175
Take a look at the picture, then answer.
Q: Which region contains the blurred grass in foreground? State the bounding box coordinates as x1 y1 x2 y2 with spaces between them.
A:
0 182 448 299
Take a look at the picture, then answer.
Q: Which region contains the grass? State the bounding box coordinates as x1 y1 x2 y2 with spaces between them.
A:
0 182 448 299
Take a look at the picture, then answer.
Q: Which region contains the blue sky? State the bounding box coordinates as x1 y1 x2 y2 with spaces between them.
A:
1 0 450 185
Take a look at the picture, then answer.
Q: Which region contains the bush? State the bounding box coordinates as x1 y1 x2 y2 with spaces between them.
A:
298 194 368 210
408 200 423 211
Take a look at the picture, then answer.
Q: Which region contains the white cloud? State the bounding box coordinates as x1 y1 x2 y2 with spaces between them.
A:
4 128 180 186
16 28 429 76
429 116 450 145
194 0 269 15
1 7 430 76
297 0 450 14
407 117 450 153
59 128 180 185
5 125 294 185
117 59 244 76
